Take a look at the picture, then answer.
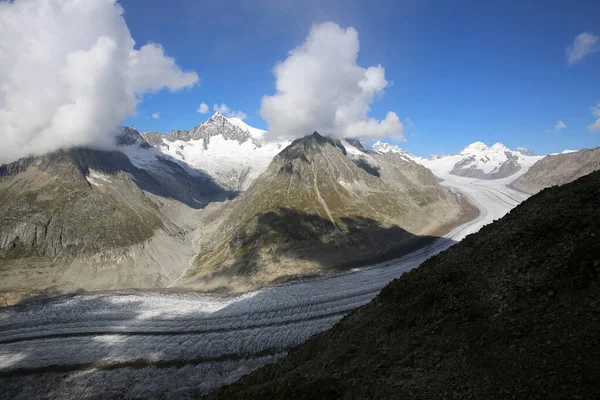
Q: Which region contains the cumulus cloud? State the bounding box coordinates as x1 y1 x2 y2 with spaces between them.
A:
151 112 160 119
566 32 600 65
213 103 247 119
197 102 209 114
555 121 566 131
260 22 404 141
0 0 198 164
588 102 600 132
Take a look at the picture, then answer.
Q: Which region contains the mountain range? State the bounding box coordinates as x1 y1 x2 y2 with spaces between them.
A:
1 113 598 304
374 140 543 180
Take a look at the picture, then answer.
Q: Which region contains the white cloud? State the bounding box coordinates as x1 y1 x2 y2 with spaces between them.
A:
588 102 600 132
555 121 566 131
588 119 600 132
260 22 404 141
566 32 600 65
197 103 209 114
213 103 247 119
152 112 160 119
0 0 198 164
592 102 600 118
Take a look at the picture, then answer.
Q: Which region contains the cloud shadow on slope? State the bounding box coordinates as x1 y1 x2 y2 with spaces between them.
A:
351 158 380 177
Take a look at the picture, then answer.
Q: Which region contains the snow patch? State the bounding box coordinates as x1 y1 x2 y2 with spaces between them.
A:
226 117 267 139
86 170 113 187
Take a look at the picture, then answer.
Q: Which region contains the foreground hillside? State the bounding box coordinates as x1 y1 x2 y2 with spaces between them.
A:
182 132 473 292
209 170 600 399
511 147 600 194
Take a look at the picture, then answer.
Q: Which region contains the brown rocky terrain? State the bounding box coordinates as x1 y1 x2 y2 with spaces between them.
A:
510 147 600 194
208 170 600 400
0 146 223 305
181 132 473 292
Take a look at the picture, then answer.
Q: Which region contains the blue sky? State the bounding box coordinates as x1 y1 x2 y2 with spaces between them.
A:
121 0 600 157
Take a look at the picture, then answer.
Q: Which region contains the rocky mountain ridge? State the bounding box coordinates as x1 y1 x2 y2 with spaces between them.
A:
510 146 600 194
180 132 473 292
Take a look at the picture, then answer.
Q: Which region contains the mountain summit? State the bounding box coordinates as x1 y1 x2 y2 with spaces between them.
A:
180 132 472 292
459 141 490 155
139 113 287 191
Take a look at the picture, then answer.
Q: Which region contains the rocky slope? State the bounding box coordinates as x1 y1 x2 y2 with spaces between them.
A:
374 140 543 179
208 170 600 400
181 132 473 292
510 146 600 194
0 131 227 305
140 112 289 191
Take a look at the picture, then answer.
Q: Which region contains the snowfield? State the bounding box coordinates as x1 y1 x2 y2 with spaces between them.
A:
0 175 529 399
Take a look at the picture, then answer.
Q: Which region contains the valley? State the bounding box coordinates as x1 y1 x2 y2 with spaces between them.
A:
1 4 599 398
0 174 528 399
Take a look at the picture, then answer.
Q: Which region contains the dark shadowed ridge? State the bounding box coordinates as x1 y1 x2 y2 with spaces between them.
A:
207 170 600 400
199 207 443 287
277 132 346 162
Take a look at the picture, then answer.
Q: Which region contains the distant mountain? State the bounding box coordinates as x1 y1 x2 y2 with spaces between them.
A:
510 147 600 194
373 141 543 180
208 170 600 400
372 140 417 162
179 132 473 292
515 147 537 156
139 112 289 191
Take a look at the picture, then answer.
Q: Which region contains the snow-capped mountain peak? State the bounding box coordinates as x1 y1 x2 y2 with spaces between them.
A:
401 140 544 180
129 114 289 191
373 141 398 153
226 117 267 139
460 141 489 155
373 141 414 156
490 142 510 153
